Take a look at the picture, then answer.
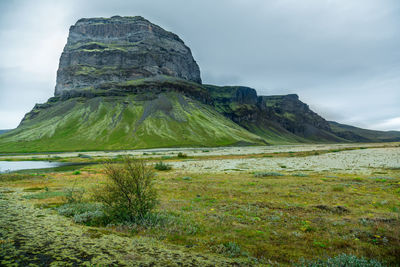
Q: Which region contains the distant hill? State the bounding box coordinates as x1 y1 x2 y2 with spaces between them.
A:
329 121 400 142
0 16 398 153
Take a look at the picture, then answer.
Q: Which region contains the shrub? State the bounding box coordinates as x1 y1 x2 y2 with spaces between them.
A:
212 242 246 258
254 172 284 177
298 253 384 267
64 186 85 203
154 161 172 171
57 202 106 225
57 202 103 217
73 170 81 175
94 157 158 221
293 173 309 177
332 186 345 192
177 152 188 158
73 210 105 225
78 154 92 159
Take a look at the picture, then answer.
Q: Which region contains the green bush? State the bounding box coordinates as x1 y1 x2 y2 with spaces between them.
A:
298 254 384 267
64 186 85 203
94 157 158 221
57 202 107 225
154 161 172 171
177 152 188 158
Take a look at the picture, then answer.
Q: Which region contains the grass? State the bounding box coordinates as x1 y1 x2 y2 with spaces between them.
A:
1 148 400 265
23 190 66 200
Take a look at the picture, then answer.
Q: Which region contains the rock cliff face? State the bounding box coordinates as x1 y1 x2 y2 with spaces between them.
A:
55 16 201 96
204 85 338 142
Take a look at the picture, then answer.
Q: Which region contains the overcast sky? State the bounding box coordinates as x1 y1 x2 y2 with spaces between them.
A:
1 0 399 130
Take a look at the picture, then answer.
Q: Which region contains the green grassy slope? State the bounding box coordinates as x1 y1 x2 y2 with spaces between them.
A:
0 92 265 153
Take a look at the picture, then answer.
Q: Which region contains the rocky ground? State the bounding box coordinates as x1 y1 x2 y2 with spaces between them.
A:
0 142 394 160
173 146 400 174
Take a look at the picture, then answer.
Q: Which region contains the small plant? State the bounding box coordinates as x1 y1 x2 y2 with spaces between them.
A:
64 187 85 203
300 221 313 232
73 170 81 175
177 152 188 158
212 242 245 258
78 154 92 159
293 173 309 177
298 253 384 267
313 240 326 248
94 157 158 221
332 185 345 192
154 161 172 171
57 202 106 225
254 172 284 177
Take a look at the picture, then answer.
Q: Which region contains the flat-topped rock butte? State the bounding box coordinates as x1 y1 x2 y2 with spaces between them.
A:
55 16 201 96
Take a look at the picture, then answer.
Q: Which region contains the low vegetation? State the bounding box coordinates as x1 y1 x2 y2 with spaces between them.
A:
1 145 400 265
154 161 172 171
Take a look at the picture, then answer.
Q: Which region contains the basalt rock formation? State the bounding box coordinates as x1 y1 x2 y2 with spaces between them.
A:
0 16 399 152
55 16 201 96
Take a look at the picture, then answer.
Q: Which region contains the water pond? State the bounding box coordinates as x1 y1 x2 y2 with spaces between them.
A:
0 161 75 173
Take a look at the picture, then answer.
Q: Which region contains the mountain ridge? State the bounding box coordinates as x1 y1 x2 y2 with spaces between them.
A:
0 16 399 153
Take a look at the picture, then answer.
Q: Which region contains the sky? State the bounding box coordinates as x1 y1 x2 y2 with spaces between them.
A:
0 0 399 130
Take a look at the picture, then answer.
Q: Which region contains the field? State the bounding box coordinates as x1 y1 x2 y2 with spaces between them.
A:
1 142 399 266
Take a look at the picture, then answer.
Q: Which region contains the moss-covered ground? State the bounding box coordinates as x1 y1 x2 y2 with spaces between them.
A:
1 145 399 266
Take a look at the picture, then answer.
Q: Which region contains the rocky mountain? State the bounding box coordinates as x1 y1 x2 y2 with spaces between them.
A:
0 16 398 152
55 16 201 96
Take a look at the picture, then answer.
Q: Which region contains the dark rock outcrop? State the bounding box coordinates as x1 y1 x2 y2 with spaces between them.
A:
55 16 201 96
204 85 339 141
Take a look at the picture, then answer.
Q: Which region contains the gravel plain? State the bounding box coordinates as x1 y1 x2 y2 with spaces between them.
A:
172 146 400 174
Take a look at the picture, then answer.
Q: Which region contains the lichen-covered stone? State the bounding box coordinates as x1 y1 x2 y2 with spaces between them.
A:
55 16 202 96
